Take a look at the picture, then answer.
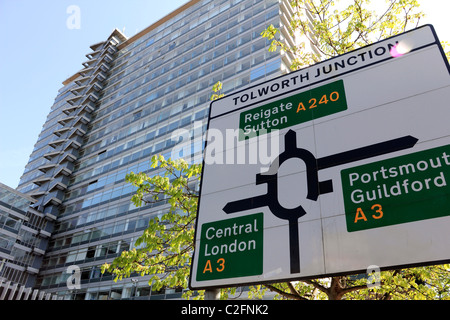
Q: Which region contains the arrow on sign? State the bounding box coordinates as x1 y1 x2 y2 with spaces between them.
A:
223 129 418 274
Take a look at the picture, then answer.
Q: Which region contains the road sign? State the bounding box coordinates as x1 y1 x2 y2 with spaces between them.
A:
189 25 450 290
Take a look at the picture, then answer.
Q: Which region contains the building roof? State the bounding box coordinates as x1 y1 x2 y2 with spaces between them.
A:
0 181 36 203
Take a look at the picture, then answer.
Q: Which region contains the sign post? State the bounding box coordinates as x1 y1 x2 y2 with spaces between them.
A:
189 25 450 290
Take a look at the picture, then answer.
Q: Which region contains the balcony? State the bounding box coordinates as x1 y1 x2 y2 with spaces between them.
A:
54 162 74 177
43 205 58 220
73 113 92 126
65 134 83 150
37 163 56 173
38 229 51 238
90 41 104 52
79 66 94 77
57 115 75 126
43 150 61 161
89 91 99 102
69 122 87 137
69 85 86 96
48 175 69 192
42 189 64 206
26 266 39 274
13 243 31 253
29 186 47 197
62 104 78 115
32 175 52 186
82 58 97 68
32 247 45 256
92 61 110 77
80 92 99 105
59 149 79 163
79 100 96 113
53 127 70 137
83 85 99 98
102 53 113 64
48 138 67 149
75 76 90 86
85 49 101 60
98 62 110 73
90 81 103 92
105 44 118 55
66 95 82 106
95 71 107 82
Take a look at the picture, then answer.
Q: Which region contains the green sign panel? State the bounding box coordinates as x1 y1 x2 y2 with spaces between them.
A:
239 80 348 140
341 145 450 232
196 212 263 281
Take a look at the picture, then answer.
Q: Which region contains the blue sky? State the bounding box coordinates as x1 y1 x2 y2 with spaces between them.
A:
0 0 187 188
0 0 449 189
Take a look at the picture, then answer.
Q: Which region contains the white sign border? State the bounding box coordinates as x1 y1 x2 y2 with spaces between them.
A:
189 25 450 291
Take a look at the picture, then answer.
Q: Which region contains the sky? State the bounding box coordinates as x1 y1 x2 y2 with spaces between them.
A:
0 0 188 189
0 0 449 190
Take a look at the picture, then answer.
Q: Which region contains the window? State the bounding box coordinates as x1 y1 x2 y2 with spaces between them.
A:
250 65 265 81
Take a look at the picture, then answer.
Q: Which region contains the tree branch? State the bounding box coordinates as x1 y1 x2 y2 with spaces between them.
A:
302 279 328 294
264 284 308 300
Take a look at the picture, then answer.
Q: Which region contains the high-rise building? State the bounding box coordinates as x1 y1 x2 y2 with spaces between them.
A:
16 0 300 300
0 182 58 299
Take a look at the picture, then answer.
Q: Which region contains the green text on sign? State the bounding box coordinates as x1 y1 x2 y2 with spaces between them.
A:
341 145 450 232
196 212 263 281
239 80 347 140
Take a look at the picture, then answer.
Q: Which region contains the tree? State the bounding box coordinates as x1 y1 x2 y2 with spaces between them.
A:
101 155 202 298
255 0 450 300
102 0 450 299
261 0 430 70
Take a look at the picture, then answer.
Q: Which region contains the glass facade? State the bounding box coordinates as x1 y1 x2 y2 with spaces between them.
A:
0 182 48 291
16 0 297 300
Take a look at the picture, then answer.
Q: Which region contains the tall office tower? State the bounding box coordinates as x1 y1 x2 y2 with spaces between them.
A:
16 0 300 300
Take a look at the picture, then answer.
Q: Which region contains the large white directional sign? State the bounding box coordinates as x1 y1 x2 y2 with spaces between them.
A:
189 25 450 290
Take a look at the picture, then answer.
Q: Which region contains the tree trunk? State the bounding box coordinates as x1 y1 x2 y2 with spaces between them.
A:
327 277 345 300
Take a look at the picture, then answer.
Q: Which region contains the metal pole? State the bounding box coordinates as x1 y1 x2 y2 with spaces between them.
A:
204 289 220 300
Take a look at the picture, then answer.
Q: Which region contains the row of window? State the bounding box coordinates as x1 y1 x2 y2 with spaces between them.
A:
43 237 134 270
17 2 275 194
100 5 278 110
81 105 202 165
21 3 280 192
18 225 44 248
58 140 200 226
57 54 278 220
0 209 22 232
0 234 15 251
75 53 276 189
38 265 111 288
88 1 278 143
18 100 203 191
10 246 34 267
80 116 206 184
69 144 200 212
18 55 277 197
66 125 203 206
65 121 205 199
0 264 30 286
48 216 150 254
28 94 74 156
87 36 272 154
107 0 275 95
0 190 30 212
38 271 184 300
48 210 153 253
